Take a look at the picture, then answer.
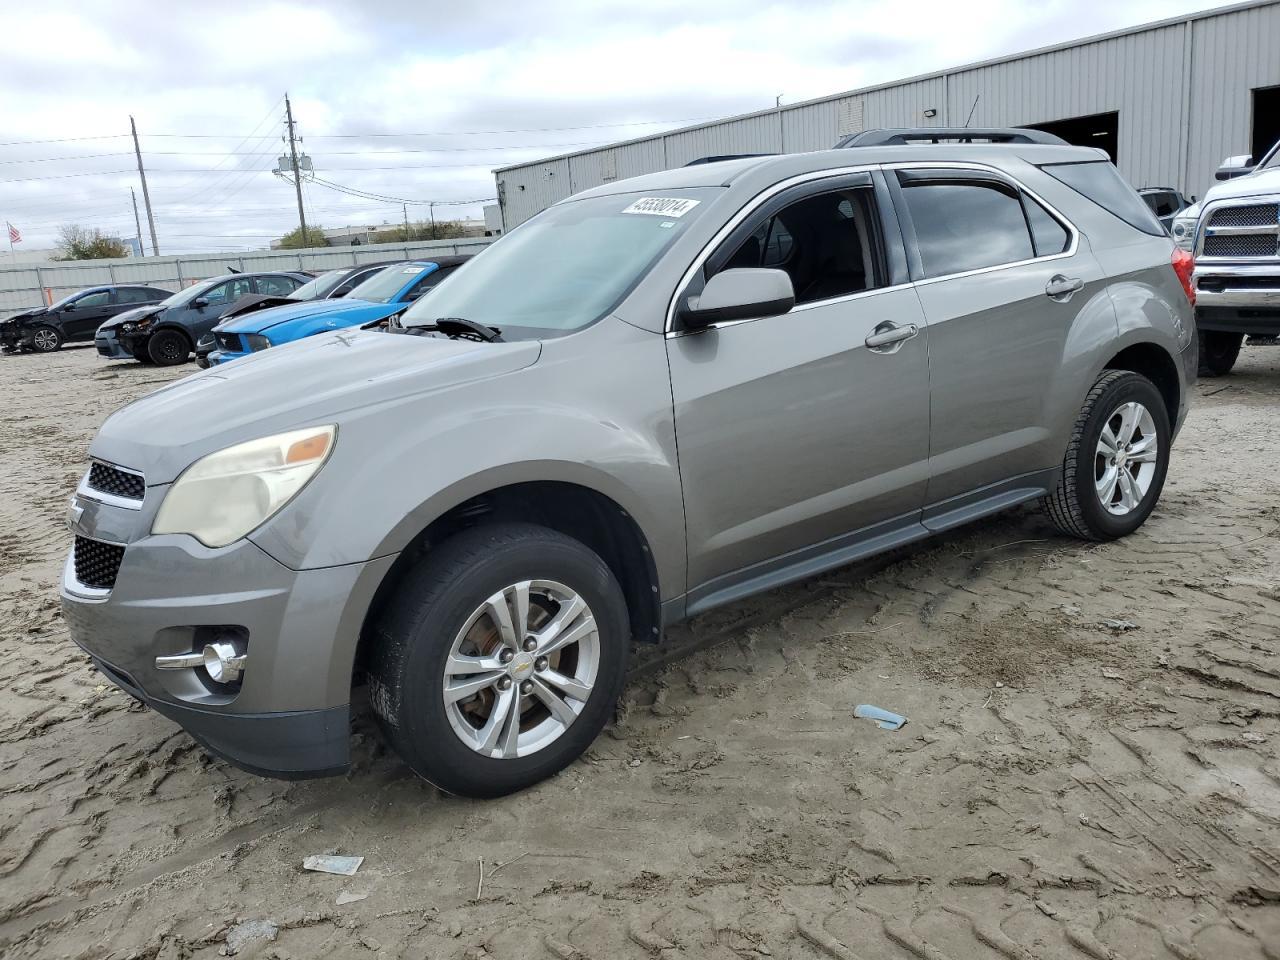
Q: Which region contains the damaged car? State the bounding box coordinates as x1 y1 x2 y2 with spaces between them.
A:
2 285 169 353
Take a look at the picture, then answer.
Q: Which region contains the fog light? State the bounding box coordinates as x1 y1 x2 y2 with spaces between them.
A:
202 641 247 683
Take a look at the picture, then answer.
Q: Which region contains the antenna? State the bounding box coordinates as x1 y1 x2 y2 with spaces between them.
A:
963 95 980 129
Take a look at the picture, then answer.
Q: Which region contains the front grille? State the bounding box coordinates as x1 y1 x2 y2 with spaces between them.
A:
1208 203 1279 228
1203 234 1280 258
73 536 125 590
87 462 144 501
215 332 241 352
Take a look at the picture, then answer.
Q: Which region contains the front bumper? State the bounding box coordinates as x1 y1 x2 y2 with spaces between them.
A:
96 328 136 359
1194 263 1280 332
60 482 396 778
1 326 33 350
207 348 250 365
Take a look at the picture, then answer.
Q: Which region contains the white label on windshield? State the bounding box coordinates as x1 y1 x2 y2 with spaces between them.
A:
621 197 700 218
402 266 425 274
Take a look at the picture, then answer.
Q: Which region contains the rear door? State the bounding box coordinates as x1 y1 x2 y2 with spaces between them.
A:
890 166 1108 519
61 290 115 340
184 277 255 336
667 171 931 599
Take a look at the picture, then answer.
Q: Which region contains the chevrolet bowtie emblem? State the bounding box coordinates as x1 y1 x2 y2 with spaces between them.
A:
66 498 84 533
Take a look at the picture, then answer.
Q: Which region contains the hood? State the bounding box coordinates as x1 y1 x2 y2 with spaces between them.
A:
1202 166 1280 205
217 298 370 334
90 329 541 483
98 303 165 331
4 306 49 325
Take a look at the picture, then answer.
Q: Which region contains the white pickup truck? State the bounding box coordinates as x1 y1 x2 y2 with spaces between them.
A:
1173 139 1280 376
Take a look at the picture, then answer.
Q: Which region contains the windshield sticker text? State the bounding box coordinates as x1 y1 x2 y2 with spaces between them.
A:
621 197 700 218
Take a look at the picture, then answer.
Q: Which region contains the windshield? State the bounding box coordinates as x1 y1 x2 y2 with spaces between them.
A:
47 289 104 309
401 190 715 334
160 277 224 308
1259 138 1280 171
346 263 424 303
287 269 346 301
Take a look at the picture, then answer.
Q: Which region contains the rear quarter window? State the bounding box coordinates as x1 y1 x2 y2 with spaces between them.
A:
1041 162 1164 236
900 180 1035 278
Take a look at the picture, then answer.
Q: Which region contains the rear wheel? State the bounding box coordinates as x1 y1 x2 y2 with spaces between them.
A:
147 328 190 366
368 523 630 798
31 325 63 353
1198 331 1242 377
1045 370 1171 541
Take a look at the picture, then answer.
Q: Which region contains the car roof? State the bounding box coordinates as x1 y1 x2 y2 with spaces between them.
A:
566 143 1107 204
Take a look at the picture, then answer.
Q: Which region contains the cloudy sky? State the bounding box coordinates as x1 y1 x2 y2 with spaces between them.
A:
0 0 1227 255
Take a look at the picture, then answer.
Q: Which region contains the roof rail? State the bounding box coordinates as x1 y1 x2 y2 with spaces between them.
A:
682 153 776 166
836 127 1068 148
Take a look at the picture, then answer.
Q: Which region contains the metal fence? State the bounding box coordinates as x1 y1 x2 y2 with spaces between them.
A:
0 237 495 314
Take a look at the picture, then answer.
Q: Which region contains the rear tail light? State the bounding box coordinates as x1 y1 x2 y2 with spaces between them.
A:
1171 247 1195 306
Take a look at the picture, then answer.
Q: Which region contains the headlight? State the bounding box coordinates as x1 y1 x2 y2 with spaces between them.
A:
122 316 153 332
245 334 271 352
152 425 336 547
1171 218 1196 251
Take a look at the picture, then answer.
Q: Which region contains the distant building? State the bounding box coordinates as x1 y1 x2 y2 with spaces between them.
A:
271 218 491 249
495 0 1280 229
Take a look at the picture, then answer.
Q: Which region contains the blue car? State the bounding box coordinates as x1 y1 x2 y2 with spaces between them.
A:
207 257 469 364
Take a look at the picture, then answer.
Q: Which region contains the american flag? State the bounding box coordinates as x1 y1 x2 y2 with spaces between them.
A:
6 223 19 245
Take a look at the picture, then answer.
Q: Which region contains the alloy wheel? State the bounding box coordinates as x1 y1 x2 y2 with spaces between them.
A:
1095 401 1158 516
33 329 59 351
442 579 599 759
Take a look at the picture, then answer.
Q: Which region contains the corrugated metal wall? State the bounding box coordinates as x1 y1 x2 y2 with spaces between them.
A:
495 0 1280 229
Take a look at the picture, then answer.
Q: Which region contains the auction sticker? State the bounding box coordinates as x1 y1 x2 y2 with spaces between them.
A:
621 197 701 217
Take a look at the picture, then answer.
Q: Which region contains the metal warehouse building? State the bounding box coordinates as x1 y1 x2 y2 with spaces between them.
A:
494 0 1280 230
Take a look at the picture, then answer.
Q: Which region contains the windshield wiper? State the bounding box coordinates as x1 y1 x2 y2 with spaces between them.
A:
414 317 504 342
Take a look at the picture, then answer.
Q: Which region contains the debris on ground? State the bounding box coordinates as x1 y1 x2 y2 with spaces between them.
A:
224 919 279 955
303 855 364 876
854 704 908 730
1100 618 1139 632
336 890 369 905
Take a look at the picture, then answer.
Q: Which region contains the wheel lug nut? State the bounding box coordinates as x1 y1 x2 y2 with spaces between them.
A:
497 676 513 691
523 636 537 652
520 680 533 695
499 648 515 664
535 656 548 671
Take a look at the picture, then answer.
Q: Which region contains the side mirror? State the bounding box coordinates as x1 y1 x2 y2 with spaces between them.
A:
1215 154 1254 181
192 297 209 309
678 268 795 330
62 301 77 311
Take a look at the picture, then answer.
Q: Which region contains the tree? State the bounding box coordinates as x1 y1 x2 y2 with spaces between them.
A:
55 225 130 260
374 220 469 243
276 225 329 249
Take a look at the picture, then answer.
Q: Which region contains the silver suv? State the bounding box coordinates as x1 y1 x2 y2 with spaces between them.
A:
63 134 1196 797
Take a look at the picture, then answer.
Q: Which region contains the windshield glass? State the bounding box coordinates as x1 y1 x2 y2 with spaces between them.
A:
287 269 345 301
1259 139 1280 171
401 190 716 334
347 263 424 303
160 277 223 308
48 289 103 309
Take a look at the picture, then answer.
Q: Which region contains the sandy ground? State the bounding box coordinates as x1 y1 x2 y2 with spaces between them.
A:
1 344 1279 960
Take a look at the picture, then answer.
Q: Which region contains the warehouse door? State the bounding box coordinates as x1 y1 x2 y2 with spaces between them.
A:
1253 86 1280 163
1023 111 1119 164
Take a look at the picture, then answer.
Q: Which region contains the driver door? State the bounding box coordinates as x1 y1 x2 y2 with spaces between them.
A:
666 172 931 607
62 290 115 339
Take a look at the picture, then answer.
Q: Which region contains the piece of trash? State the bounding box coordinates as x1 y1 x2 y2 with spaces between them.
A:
1101 668 1126 680
1157 654 1169 667
336 891 369 905
994 681 1004 689
1242 732 1266 744
628 758 642 767
878 675 890 680
1101 618 1138 632
303 855 364 876
854 704 908 730
225 919 278 955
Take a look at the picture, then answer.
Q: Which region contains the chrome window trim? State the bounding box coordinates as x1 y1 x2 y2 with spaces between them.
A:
80 459 145 511
663 160 1081 337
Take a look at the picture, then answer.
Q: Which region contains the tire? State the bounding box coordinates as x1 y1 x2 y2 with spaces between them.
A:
1045 370 1171 541
1198 331 1242 377
146 328 190 366
368 522 630 798
30 325 63 353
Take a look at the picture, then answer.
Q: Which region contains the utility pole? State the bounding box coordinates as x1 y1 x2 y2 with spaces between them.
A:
129 188 144 255
429 201 437 240
403 202 411 241
284 94 308 242
130 116 159 256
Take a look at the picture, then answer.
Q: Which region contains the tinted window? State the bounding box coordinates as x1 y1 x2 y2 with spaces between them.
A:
1023 193 1070 257
715 187 883 305
1042 161 1164 236
116 288 155 303
901 180 1034 278
203 278 254 305
75 291 111 308
256 275 299 296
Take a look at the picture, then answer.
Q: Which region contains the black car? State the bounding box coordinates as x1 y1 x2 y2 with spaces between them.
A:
95 271 310 366
1138 186 1193 231
1 285 170 354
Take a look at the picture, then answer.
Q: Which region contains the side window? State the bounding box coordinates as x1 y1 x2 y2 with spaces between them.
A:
713 187 884 306
1023 193 1070 257
900 179 1034 278
115 288 153 304
406 266 456 300
75 291 111 308
255 276 297 296
203 278 253 305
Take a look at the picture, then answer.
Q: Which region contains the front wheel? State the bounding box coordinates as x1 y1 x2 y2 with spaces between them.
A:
368 523 630 798
1198 331 1242 377
147 328 190 366
31 325 63 353
1045 370 1171 541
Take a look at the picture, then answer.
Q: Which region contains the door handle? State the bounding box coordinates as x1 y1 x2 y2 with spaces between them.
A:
864 322 919 352
1045 275 1084 300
